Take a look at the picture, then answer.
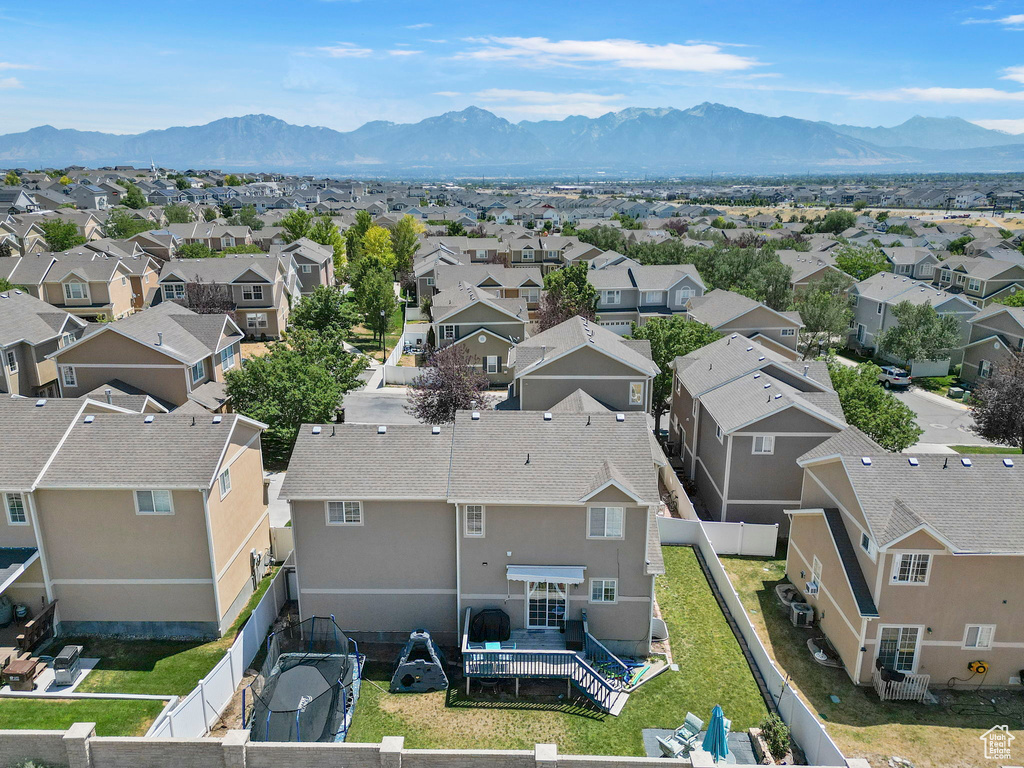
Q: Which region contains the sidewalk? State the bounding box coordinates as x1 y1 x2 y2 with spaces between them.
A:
907 385 970 411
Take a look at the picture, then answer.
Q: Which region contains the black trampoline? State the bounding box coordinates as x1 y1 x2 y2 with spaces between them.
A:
244 616 363 743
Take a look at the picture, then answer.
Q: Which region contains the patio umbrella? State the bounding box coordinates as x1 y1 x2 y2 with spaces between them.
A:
701 705 729 763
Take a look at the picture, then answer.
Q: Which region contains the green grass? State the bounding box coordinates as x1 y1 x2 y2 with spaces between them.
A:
0 698 166 736
348 305 404 361
347 546 767 755
67 568 277 696
912 375 956 394
950 445 1022 454
721 555 1024 768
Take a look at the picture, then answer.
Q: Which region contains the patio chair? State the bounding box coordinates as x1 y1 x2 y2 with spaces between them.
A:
675 712 704 744
656 734 690 759
723 716 732 734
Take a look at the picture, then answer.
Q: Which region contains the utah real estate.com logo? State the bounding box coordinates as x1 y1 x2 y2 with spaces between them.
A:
981 725 1014 761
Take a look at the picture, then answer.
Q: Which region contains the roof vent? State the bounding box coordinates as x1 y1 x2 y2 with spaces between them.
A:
432 425 441 435
763 382 771 389
746 346 753 352
14 290 21 295
212 415 223 424
1003 458 1014 467
753 372 761 379
861 456 872 466
84 414 95 423
774 393 782 400
961 457 972 467
543 412 552 421
144 414 155 424
377 425 387 434
731 333 738 339
908 457 919 467
615 413 625 422
803 364 810 376
312 425 322 435
156 331 163 346
758 356 765 361
471 411 480 420
35 398 46 407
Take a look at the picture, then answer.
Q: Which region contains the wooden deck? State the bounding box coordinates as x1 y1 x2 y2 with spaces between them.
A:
508 629 567 651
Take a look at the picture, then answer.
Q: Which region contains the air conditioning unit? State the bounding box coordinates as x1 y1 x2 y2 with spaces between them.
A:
791 602 814 628
805 581 819 596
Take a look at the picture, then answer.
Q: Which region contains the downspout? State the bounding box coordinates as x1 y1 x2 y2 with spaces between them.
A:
689 399 700 482
455 504 462 641
25 492 54 605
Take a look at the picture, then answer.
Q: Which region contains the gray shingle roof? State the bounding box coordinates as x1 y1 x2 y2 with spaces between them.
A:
686 289 792 328
0 398 87 490
549 389 610 412
434 265 543 292
797 426 885 464
698 369 845 433
822 508 878 617
0 289 83 347
512 316 657 377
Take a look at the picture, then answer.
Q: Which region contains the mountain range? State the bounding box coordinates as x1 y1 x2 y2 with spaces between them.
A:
2 103 1024 175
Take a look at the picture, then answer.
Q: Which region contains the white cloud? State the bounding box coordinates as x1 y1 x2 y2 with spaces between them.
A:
882 86 1024 102
0 77 23 89
0 62 37 70
387 49 422 56
318 43 373 58
467 88 627 118
405 22 432 29
424 39 448 44
456 37 763 72
433 91 461 97
1002 65 1024 83
972 118 1024 134
963 13 1024 26
473 88 624 105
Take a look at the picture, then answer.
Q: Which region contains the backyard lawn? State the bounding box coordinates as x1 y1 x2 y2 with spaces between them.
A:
347 546 768 755
0 698 165 736
721 555 1024 768
64 568 277 696
348 304 404 362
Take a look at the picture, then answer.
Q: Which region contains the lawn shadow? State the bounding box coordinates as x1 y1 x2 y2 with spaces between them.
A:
444 680 607 721
56 636 208 673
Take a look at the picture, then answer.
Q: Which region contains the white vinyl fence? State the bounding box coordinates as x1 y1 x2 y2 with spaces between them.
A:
658 517 778 557
657 519 847 766
145 564 290 738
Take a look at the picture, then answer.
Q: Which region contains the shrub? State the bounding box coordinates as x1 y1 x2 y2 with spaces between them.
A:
760 713 790 761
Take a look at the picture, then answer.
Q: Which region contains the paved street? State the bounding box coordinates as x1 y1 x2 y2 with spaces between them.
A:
893 387 993 447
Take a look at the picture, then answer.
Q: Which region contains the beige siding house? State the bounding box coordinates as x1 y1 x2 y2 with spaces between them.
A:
961 305 1024 384
280 410 665 656
0 290 87 398
787 428 1024 691
0 399 270 638
686 289 804 359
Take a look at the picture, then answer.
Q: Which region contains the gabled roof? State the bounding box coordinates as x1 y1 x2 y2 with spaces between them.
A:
0 398 89 491
0 289 85 347
511 316 657 378
797 425 884 464
852 272 977 311
430 284 527 324
434 265 543 292
686 289 802 329
159 255 286 285
549 388 610 413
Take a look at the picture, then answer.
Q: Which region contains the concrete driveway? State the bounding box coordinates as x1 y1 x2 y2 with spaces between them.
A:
264 471 290 527
342 388 421 425
893 387 994 447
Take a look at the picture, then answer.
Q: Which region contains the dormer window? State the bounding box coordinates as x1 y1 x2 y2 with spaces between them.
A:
63 282 89 301
163 283 185 301
242 285 264 301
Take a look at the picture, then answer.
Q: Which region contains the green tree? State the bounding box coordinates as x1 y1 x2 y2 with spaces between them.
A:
538 262 598 331
202 207 219 222
178 242 215 259
446 221 467 237
389 214 421 275
39 218 86 252
345 210 373 265
174 176 190 190
876 210 889 222
122 183 147 210
221 244 264 254
997 292 1024 308
105 209 154 239
308 215 346 275
948 235 974 255
4 170 19 186
876 301 963 366
833 243 892 281
361 225 396 272
0 276 15 291
280 209 314 243
736 259 792 311
629 318 721 432
885 223 915 236
827 361 923 451
852 200 867 211
814 210 857 235
970 352 1024 451
220 201 234 219
793 271 854 359
291 286 361 335
223 174 243 186
164 203 194 224
577 225 627 253
227 204 264 231
407 344 490 424
58 174 73 186
358 269 398 348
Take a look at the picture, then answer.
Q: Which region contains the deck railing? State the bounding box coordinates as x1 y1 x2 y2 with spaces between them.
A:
872 669 930 702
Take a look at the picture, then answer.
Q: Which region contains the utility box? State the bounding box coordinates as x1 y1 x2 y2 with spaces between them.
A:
790 602 814 628
53 645 83 687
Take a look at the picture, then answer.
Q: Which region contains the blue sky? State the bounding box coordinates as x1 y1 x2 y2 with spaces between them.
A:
3 1 1024 135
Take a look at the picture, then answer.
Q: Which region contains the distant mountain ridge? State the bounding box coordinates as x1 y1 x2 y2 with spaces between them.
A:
2 104 1024 174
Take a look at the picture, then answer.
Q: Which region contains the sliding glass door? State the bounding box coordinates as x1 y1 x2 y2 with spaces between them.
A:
527 582 566 629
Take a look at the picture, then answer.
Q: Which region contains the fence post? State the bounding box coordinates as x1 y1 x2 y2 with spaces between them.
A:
737 522 745 554
223 729 249 768
62 722 95 768
380 735 404 768
199 678 210 734
535 743 558 768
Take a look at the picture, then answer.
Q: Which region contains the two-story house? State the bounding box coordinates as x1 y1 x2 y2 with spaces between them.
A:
0 398 270 638
686 289 804 359
508 236 599 274
506 316 658 411
590 264 706 335
932 257 1024 307
776 250 846 292
434 265 544 311
668 335 846 529
280 409 665 656
273 238 335 294
51 302 243 412
787 428 1024 691
960 304 1024 384
882 247 940 281
0 290 87 398
37 254 143 321
157 255 300 338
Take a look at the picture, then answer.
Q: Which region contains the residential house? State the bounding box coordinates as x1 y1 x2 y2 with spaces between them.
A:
508 236 598 274
68 185 108 210
787 428 1024 690
272 238 335 294
0 218 47 255
280 409 665 657
776 250 845 292
667 335 846 529
434 265 544 310
0 398 270 638
882 247 940 281
36 254 144 321
0 290 87 398
686 289 804 359
506 316 658 411
590 264 706 335
960 304 1024 384
932 257 1024 307
51 302 242 412
0 188 38 215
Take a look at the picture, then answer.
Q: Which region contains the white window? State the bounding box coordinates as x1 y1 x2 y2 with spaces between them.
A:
465 504 485 536
63 282 88 301
218 468 231 499
246 313 268 330
967 278 981 292
978 359 992 379
59 332 75 348
590 578 618 604
163 283 186 301
752 435 775 455
891 553 931 584
300 264 312 274
629 382 643 405
61 366 77 387
242 285 264 301
601 290 621 305
220 345 236 371
963 624 995 650
121 276 127 285
521 248 534 261
588 506 624 539
4 350 16 373
522 287 540 304
878 626 920 673
485 355 499 374
644 291 662 304
811 555 822 583
715 424 723 443
190 359 206 385
327 500 362 525
5 493 27 525
860 532 874 556
919 264 933 278
441 325 456 340
425 276 435 286
692 399 699 418
781 328 796 336
135 490 174 515
675 287 695 304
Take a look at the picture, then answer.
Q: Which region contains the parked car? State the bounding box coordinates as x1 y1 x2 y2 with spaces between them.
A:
877 365 911 388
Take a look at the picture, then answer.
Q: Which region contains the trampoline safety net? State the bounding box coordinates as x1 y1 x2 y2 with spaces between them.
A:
244 615 361 743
